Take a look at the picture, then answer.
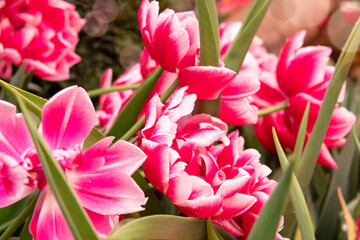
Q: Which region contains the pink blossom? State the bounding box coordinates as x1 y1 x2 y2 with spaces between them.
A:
138 0 199 72
138 6 262 125
141 88 283 238
0 86 147 239
253 30 356 168
0 0 85 80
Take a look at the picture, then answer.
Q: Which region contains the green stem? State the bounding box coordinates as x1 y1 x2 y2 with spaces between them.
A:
120 80 179 141
87 84 141 98
258 101 288 117
0 192 40 240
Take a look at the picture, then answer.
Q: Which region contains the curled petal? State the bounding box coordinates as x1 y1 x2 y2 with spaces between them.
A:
178 66 236 100
143 142 173 192
40 86 96 150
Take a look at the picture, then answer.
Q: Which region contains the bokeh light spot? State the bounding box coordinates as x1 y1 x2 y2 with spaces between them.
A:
343 7 360 25
84 11 109 37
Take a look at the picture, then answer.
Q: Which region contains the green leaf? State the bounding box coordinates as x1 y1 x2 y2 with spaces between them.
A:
0 194 34 233
106 215 236 240
223 0 271 72
132 171 165 216
87 84 140 98
107 67 163 141
83 127 107 151
0 63 32 103
295 18 360 194
13 91 99 240
279 103 311 238
292 103 310 164
315 121 360 240
272 128 315 240
0 192 39 240
196 0 220 66
247 159 292 240
207 218 224 240
352 125 360 153
19 214 33 240
0 80 45 118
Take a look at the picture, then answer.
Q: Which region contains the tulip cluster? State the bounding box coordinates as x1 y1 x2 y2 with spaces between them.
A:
141 87 283 238
0 0 358 239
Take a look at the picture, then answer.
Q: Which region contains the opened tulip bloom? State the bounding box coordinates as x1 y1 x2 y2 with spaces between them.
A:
253 30 356 168
0 0 84 80
141 87 284 238
0 86 147 239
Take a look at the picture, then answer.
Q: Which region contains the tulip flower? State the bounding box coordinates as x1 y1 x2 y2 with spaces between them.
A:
0 0 85 80
0 86 147 239
138 0 199 72
141 88 284 238
253 30 356 168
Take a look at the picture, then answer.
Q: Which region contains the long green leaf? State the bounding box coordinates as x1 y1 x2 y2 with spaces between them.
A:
196 0 220 66
106 215 236 240
316 121 360 239
272 128 315 240
207 218 224 240
223 0 271 72
13 91 99 240
247 160 292 240
295 19 360 193
280 103 311 237
0 80 44 118
292 103 310 164
87 84 140 98
352 125 360 153
19 214 33 240
107 67 163 140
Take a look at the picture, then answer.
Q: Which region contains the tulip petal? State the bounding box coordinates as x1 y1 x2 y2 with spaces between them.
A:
0 101 33 162
30 190 74 240
178 66 236 99
40 86 96 150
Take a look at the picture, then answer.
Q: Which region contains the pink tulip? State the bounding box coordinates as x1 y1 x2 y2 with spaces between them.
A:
139 8 263 125
0 86 147 239
253 30 356 168
138 0 199 72
0 0 85 80
141 88 284 238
